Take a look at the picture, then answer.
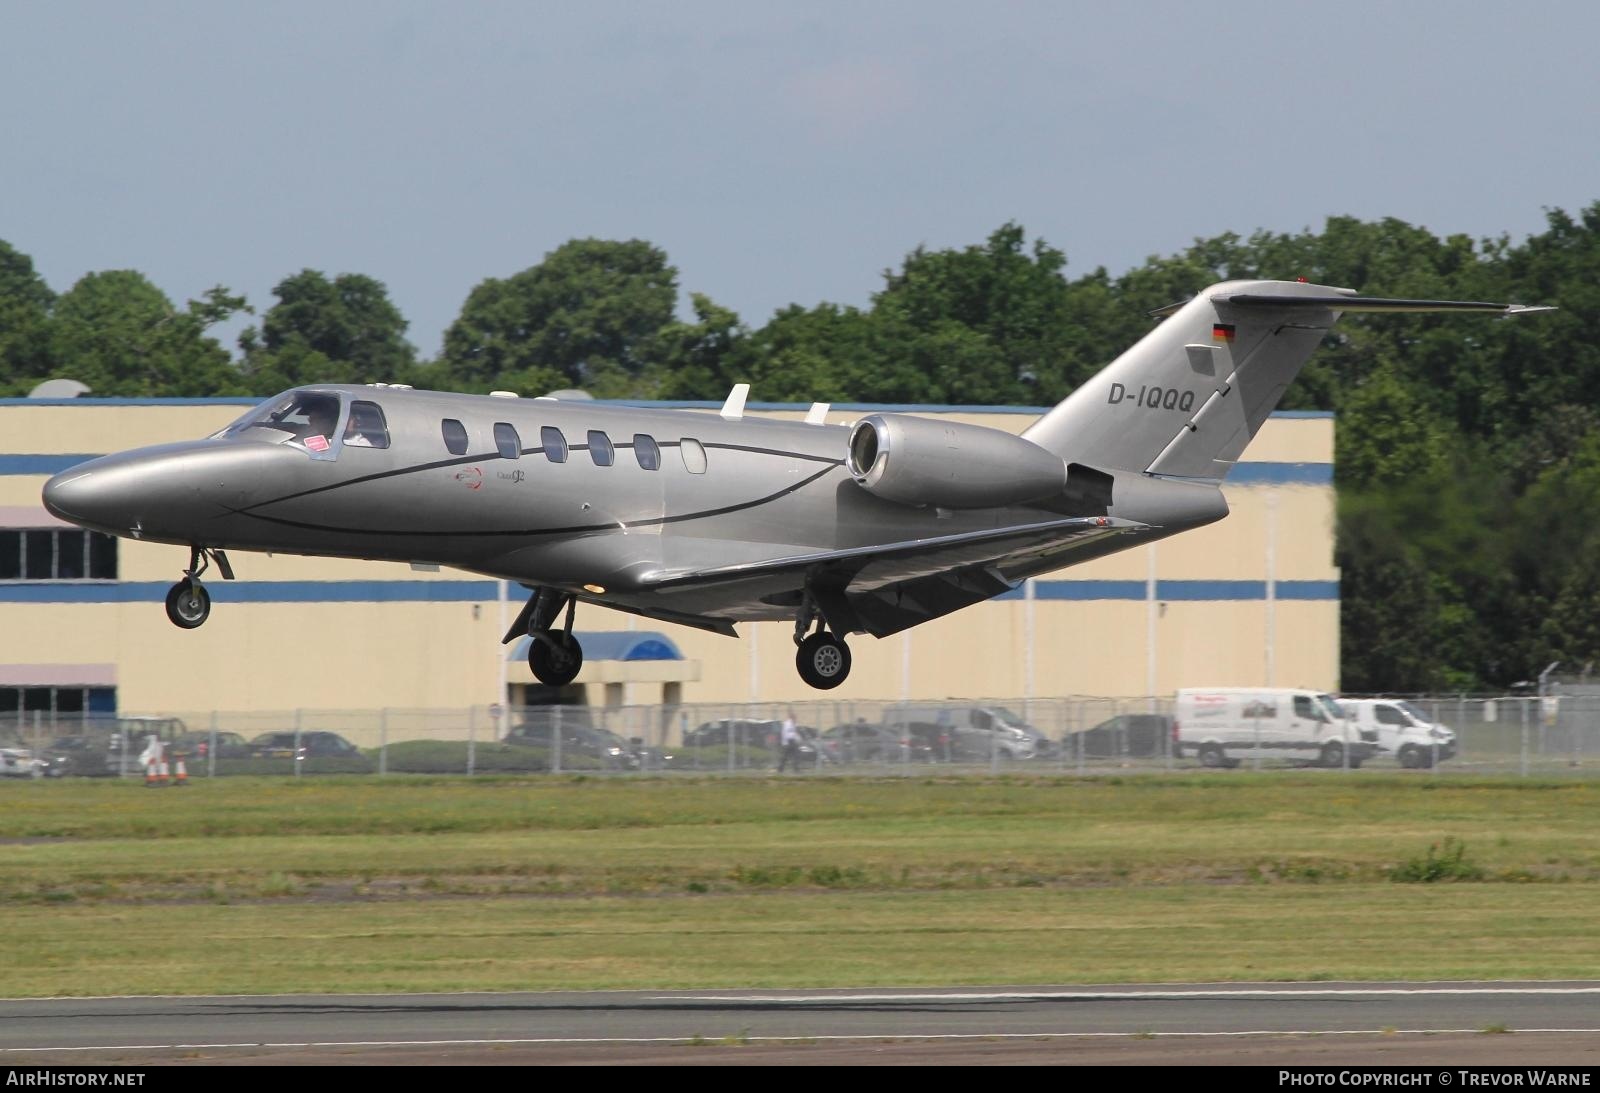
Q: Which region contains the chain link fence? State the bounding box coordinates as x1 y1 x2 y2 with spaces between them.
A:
2 694 1597 779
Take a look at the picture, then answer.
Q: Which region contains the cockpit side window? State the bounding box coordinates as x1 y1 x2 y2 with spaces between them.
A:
442 419 469 456
494 423 522 460
344 401 390 449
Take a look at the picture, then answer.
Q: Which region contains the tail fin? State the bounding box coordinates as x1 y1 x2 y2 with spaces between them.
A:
1022 279 1549 481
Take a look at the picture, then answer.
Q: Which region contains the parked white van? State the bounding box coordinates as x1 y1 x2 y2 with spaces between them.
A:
1341 699 1457 768
1175 688 1375 769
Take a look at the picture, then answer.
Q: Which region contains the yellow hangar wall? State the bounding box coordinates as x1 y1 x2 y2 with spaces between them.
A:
0 399 1337 712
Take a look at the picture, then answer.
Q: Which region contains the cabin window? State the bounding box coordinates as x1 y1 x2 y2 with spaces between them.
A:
494 422 521 460
541 426 568 464
633 433 660 471
344 401 391 449
679 437 707 474
0 528 117 581
588 430 614 467
442 419 469 455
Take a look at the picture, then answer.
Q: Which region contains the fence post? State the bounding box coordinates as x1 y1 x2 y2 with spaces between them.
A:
208 710 218 780
467 704 477 778
293 708 303 779
379 708 388 777
1520 696 1529 779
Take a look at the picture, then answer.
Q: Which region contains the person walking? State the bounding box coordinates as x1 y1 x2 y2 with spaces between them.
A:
777 713 804 773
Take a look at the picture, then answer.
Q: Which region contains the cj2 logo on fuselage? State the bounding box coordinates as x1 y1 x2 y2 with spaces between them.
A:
1108 382 1196 412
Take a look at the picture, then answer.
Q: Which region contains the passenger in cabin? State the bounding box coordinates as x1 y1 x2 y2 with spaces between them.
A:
343 407 376 447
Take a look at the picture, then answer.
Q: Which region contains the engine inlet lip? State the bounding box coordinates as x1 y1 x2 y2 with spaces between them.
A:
846 416 889 482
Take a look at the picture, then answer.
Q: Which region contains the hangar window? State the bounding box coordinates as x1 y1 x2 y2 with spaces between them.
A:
441 418 469 455
633 434 660 471
344 401 390 449
588 430 614 467
541 426 569 464
494 422 521 460
0 686 116 718
679 438 707 474
0 529 117 581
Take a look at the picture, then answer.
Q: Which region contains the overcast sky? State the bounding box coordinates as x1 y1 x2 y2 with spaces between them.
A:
4 1 1598 361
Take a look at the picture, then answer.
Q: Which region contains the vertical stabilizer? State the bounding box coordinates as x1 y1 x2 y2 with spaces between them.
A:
1023 280 1343 480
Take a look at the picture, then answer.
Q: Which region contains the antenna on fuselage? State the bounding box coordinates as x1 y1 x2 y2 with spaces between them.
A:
720 383 750 421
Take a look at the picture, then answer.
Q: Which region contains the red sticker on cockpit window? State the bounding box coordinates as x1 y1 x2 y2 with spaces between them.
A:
305 435 330 452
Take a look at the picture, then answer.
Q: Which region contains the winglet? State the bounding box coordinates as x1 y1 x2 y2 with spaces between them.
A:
720 383 750 420
804 402 830 425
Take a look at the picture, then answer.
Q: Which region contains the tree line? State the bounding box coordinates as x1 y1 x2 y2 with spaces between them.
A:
5 205 1600 691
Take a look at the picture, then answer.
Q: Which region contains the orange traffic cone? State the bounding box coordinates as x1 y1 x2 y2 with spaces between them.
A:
157 759 170 786
144 759 162 788
173 756 188 786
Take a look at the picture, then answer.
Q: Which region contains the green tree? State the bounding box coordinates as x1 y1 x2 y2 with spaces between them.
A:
48 271 247 396
0 241 58 395
239 270 415 391
442 238 677 392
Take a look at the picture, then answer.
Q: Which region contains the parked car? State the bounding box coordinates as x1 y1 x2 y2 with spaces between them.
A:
1341 699 1457 768
168 731 252 761
0 728 41 778
880 705 1049 762
505 720 658 770
822 722 907 763
1067 714 1174 759
38 717 187 778
246 731 373 772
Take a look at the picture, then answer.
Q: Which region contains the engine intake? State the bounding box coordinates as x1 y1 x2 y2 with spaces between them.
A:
845 414 1067 509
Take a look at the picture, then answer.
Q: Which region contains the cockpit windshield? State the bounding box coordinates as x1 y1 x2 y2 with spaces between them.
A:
218 391 344 453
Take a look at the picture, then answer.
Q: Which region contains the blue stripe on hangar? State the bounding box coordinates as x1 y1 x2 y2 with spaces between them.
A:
0 579 1338 604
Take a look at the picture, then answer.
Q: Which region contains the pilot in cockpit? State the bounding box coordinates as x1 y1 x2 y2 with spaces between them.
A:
301 397 339 448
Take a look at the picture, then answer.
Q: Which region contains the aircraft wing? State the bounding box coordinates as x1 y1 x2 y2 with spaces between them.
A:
642 515 1147 638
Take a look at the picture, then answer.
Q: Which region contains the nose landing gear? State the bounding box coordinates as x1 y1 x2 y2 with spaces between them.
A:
164 547 233 630
505 588 585 688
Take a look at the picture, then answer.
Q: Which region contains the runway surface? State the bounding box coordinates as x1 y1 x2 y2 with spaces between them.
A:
3 982 1598 1066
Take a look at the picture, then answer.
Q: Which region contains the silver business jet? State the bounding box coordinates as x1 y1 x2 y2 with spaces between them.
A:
41 280 1549 689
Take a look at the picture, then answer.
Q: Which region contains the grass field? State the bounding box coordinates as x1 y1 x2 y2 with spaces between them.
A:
2 772 1598 997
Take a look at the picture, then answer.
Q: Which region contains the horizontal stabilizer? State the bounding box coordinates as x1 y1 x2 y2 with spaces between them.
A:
1221 294 1555 316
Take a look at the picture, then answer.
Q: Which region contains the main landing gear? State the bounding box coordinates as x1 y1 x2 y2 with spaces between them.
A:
164 547 233 630
793 594 851 690
506 588 585 688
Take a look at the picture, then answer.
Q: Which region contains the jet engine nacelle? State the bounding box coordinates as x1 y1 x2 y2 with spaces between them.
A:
845 413 1067 509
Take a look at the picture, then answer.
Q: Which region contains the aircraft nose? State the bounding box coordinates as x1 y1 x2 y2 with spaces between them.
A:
41 467 101 525
43 442 293 541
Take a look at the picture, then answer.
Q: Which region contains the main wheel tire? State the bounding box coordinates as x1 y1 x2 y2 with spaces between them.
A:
528 630 583 687
1198 744 1228 769
1321 741 1345 768
164 580 210 629
796 632 851 690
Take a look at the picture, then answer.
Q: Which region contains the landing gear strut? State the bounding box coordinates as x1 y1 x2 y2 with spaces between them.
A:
508 588 585 688
164 547 233 630
793 591 851 690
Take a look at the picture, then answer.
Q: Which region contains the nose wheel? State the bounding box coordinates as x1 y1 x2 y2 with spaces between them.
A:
165 579 211 629
163 546 233 630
